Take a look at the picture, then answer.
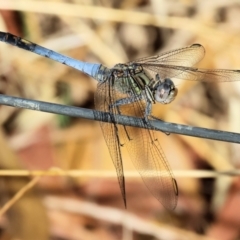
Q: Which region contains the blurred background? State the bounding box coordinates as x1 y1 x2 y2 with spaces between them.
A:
0 0 240 239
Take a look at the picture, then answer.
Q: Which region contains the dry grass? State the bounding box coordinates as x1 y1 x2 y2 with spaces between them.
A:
0 0 240 239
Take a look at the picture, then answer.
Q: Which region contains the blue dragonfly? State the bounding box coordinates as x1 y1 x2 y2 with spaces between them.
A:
1 32 239 209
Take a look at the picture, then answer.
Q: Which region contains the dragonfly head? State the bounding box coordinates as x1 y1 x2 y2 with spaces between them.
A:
154 78 178 104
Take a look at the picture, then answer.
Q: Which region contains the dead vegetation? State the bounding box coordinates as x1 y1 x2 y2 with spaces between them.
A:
0 0 240 239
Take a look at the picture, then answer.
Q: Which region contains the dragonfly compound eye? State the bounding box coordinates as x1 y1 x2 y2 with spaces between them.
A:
154 78 177 104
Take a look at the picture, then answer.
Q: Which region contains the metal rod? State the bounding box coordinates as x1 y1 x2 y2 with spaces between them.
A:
0 94 240 144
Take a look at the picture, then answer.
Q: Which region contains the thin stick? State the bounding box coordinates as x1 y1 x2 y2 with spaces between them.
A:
0 169 238 178
0 176 40 216
0 94 240 144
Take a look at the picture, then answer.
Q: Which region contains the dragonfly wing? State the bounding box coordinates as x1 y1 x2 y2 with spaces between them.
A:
131 44 205 67
94 79 127 207
141 64 240 82
117 95 178 210
95 74 178 209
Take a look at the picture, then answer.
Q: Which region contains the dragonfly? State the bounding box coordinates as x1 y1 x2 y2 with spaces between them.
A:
1 32 240 210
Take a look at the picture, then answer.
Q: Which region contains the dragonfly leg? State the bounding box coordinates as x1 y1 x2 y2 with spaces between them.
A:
156 73 160 81
109 103 130 142
145 101 152 121
106 104 126 145
110 96 141 141
145 102 170 136
112 95 141 108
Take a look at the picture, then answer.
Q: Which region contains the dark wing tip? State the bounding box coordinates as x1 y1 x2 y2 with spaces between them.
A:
164 178 178 210
191 43 206 55
190 43 203 48
173 178 179 196
123 197 127 209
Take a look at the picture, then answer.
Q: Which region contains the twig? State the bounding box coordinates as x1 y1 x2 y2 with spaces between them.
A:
0 94 240 144
0 169 239 178
0 176 40 216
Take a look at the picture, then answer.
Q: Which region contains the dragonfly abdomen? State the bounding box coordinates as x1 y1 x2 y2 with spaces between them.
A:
95 65 112 83
0 32 101 79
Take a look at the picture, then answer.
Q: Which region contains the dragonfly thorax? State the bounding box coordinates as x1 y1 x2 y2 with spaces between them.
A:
151 78 178 104
112 63 149 96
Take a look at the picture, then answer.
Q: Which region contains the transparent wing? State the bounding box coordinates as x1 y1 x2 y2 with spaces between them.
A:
118 96 178 210
140 64 240 82
96 74 178 209
94 79 127 207
131 43 205 67
129 43 240 82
